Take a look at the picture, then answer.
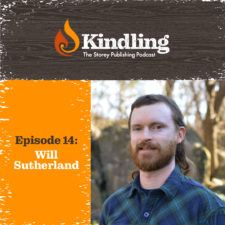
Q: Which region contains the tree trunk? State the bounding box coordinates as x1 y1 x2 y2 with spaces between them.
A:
165 80 175 97
202 81 225 179
203 115 218 178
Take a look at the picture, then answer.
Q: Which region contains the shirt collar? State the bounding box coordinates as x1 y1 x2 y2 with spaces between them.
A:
160 165 184 199
128 165 184 199
128 173 142 198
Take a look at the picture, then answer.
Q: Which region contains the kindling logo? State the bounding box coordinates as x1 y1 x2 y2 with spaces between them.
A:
54 19 170 58
54 19 80 57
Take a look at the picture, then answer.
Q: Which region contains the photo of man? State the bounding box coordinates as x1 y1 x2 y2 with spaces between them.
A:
91 81 225 225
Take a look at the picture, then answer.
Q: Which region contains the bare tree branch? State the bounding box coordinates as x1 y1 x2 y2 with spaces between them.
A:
165 80 175 97
214 81 225 115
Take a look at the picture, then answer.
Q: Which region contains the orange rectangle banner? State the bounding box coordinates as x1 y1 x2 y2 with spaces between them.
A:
0 80 90 224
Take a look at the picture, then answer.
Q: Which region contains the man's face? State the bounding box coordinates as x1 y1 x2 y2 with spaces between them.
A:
130 103 185 172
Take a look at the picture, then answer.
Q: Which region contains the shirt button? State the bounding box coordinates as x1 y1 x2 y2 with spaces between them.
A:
144 212 150 218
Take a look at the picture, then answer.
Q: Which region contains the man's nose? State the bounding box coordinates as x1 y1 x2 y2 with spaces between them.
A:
142 127 153 140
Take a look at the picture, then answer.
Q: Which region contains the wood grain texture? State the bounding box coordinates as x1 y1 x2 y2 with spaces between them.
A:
1 1 225 79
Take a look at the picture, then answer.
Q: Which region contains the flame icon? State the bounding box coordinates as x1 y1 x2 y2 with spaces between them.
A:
54 19 80 57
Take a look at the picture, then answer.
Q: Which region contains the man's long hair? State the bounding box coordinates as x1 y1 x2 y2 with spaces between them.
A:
128 94 190 175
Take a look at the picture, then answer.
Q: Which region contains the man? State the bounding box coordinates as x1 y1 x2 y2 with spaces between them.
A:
100 94 225 225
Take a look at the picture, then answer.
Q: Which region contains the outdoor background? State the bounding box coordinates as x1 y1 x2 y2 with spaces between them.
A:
91 80 225 224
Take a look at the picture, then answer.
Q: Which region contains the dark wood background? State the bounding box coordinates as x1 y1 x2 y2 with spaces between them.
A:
1 0 225 80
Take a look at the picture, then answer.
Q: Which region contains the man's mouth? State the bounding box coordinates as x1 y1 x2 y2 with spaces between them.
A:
137 143 158 151
138 147 157 151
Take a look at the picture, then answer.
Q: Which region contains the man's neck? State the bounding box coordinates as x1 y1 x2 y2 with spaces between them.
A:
139 160 175 190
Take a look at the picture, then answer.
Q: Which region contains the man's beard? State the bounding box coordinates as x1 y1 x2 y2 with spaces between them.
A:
130 140 177 172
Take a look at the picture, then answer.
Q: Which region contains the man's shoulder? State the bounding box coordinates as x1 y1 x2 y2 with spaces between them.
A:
100 182 135 224
179 175 225 208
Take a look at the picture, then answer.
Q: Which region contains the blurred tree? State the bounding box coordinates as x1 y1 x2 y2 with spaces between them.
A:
92 81 140 123
189 81 205 138
165 80 175 97
203 81 225 178
172 80 225 179
116 81 139 120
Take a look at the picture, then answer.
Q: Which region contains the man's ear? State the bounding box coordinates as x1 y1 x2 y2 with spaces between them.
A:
177 127 186 143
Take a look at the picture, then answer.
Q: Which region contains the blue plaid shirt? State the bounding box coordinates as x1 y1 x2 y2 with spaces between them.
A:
100 166 225 225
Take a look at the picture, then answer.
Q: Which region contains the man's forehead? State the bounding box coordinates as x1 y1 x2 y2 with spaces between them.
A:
130 102 173 124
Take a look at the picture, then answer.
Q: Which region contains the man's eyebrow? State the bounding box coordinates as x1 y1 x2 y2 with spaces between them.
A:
131 121 166 127
149 121 166 126
131 124 142 127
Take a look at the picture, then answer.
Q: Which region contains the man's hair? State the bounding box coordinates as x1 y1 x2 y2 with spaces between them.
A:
128 94 190 175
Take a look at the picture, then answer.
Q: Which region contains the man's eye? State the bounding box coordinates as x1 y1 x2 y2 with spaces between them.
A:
152 124 163 130
132 127 142 131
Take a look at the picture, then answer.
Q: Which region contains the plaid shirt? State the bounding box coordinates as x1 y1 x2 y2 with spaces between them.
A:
100 166 225 225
